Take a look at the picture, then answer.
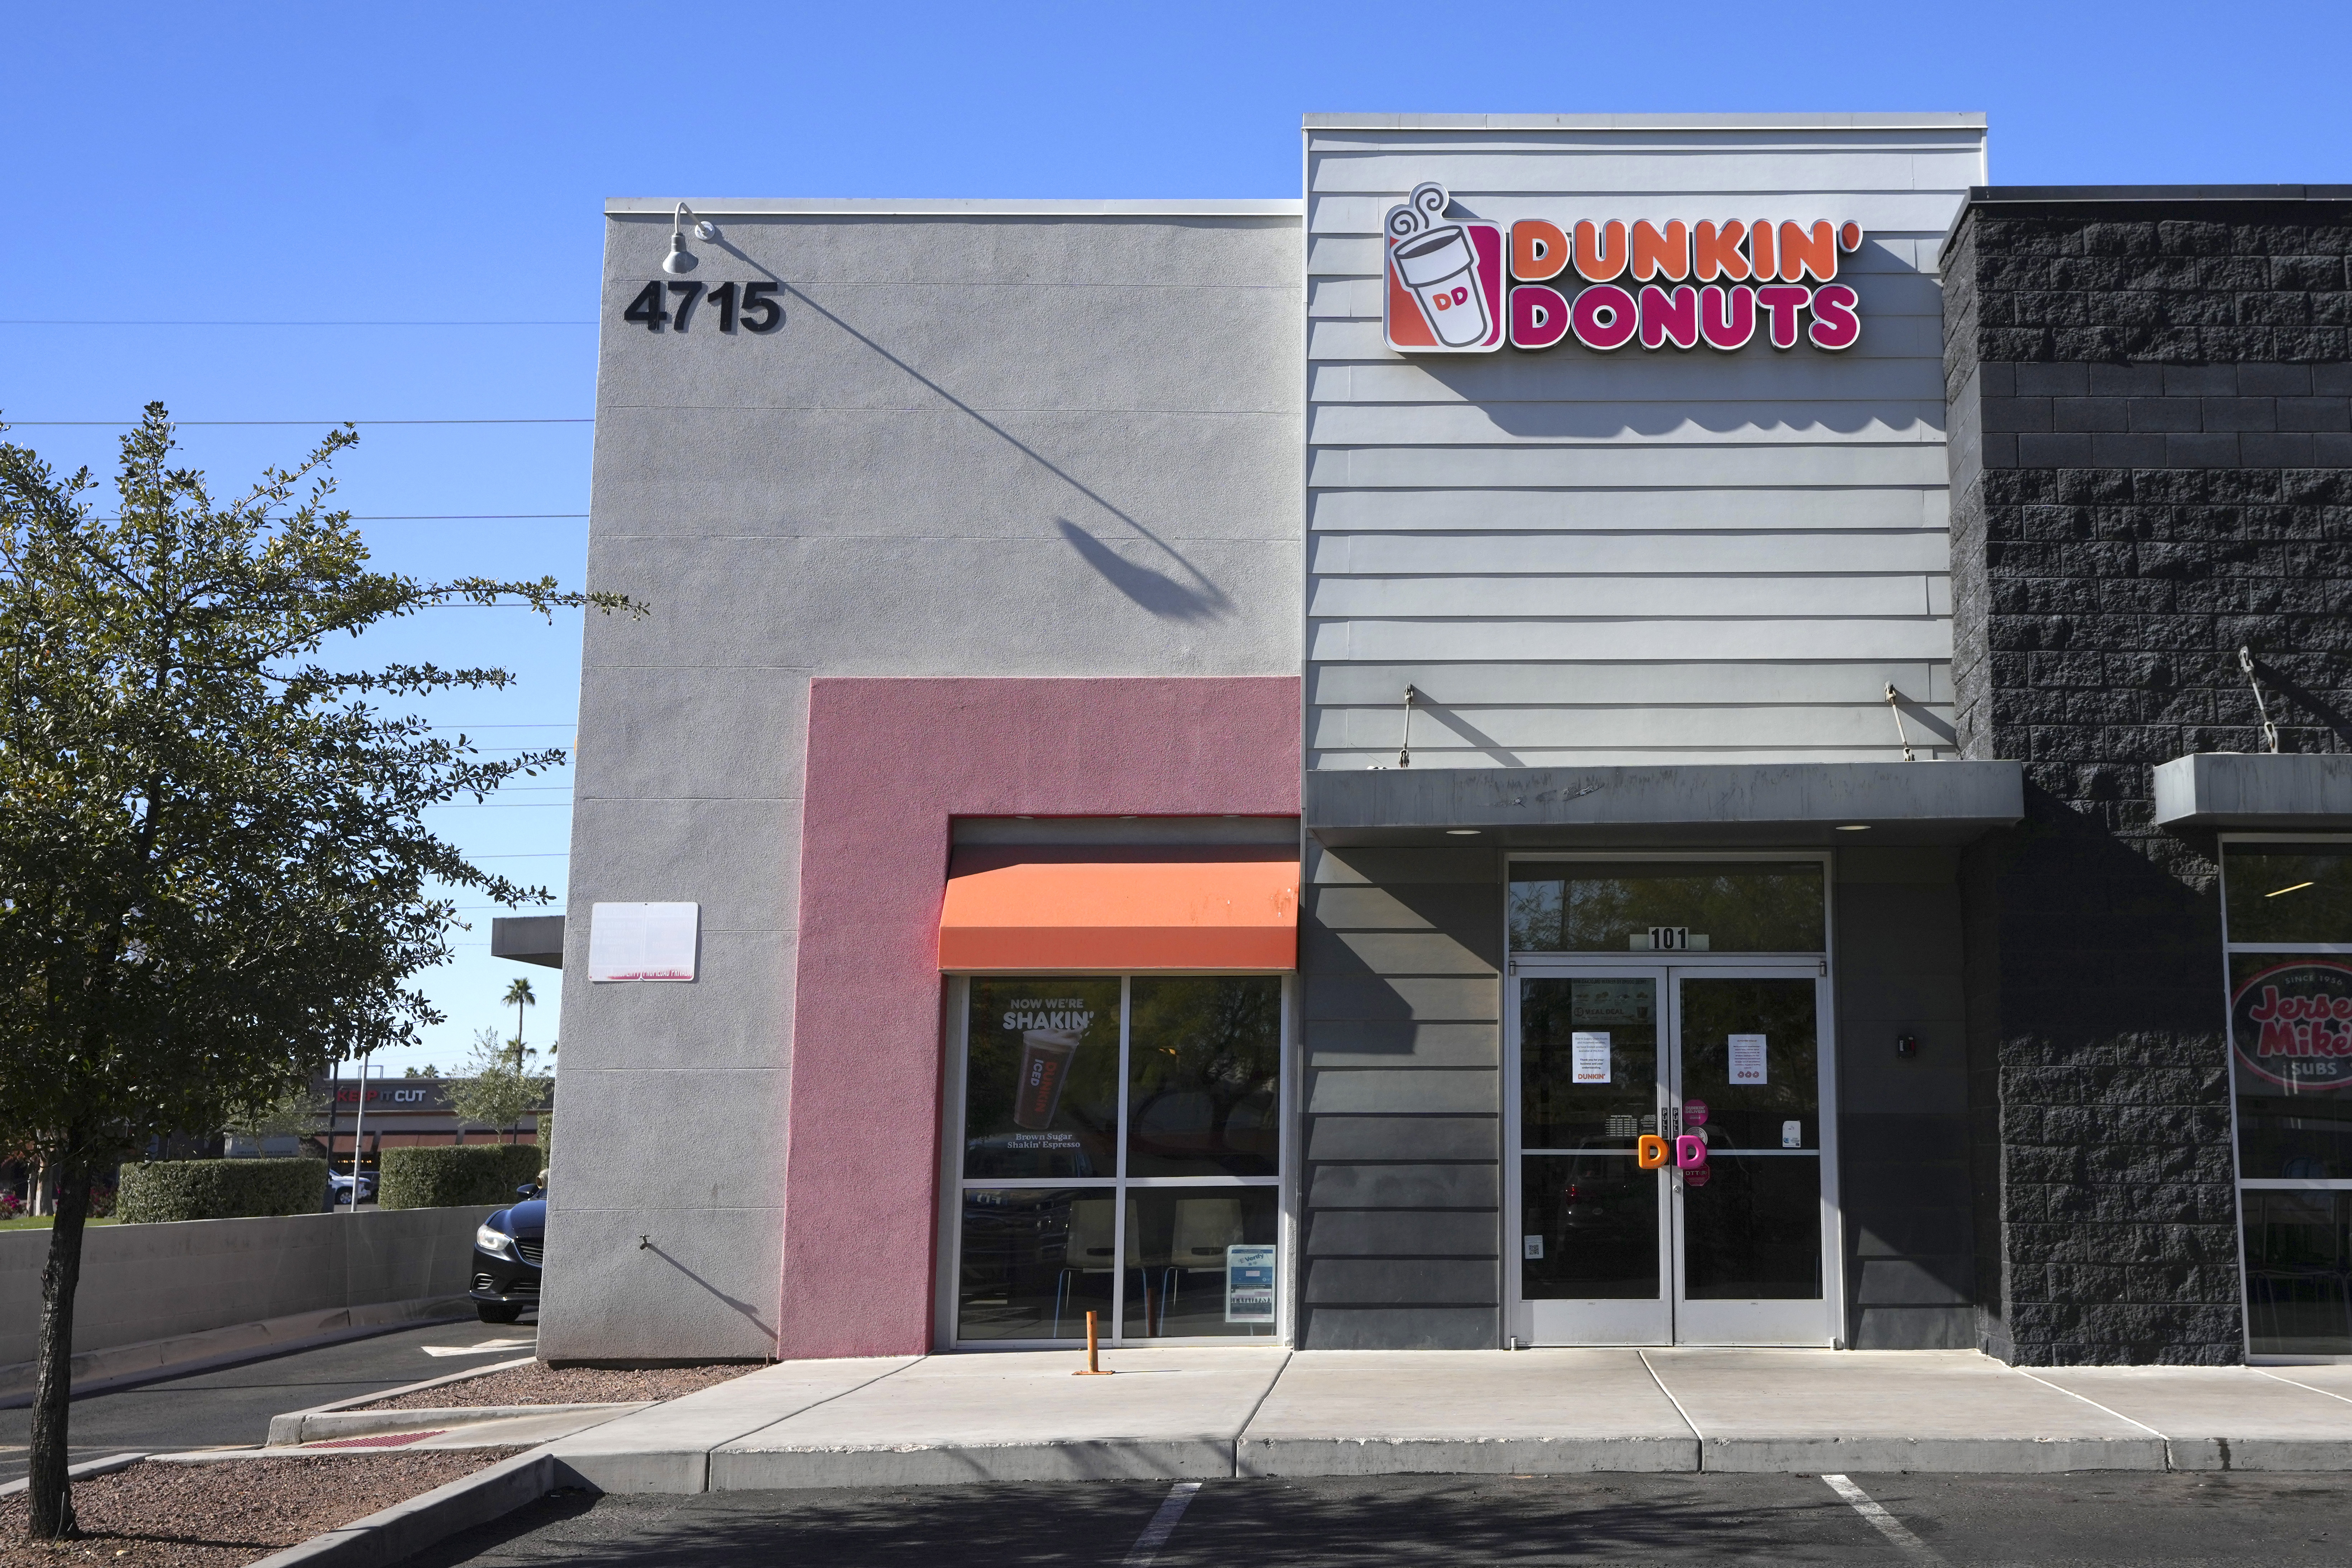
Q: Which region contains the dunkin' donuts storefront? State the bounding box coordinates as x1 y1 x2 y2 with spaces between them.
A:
533 115 2352 1369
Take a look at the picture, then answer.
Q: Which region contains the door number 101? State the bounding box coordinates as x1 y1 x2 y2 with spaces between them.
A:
621 281 782 333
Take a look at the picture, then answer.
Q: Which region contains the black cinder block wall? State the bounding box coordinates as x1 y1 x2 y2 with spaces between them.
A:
1942 187 2352 1364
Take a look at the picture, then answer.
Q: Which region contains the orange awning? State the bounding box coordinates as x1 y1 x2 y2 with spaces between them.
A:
938 847 1298 970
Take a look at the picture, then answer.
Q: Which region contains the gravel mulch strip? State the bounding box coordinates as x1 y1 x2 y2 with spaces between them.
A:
362 1361 759 1411
0 1451 522 1568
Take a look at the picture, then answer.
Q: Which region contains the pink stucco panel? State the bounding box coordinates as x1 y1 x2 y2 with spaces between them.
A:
779 676 1302 1359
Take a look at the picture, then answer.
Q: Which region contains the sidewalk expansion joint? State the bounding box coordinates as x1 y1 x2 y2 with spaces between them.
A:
1635 1350 1707 1461
1229 1349 1293 1478
2004 1365 2171 1464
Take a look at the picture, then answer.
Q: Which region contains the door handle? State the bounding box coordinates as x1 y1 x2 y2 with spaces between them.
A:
1635 1134 1670 1169
1675 1133 1708 1171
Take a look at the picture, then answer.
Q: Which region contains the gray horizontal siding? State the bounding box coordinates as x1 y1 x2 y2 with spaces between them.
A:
1304 1259 1500 1304
1300 844 1504 1349
1308 192 1974 235
1307 1117 1499 1162
1304 1209 1499 1257
1312 662 1953 706
1308 1162 1499 1208
1307 147 1989 193
1311 489 1949 532
1305 127 1978 772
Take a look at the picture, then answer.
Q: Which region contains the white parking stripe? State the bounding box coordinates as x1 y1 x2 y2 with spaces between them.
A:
1123 1480 1203 1567
1822 1473 1948 1565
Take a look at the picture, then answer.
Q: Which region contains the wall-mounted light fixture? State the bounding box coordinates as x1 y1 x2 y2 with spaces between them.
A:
662 202 722 274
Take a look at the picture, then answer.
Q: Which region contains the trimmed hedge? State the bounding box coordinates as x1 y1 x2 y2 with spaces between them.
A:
380 1143 544 1210
118 1157 327 1223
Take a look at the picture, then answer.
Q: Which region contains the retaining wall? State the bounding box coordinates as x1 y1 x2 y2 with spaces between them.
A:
0 1205 496 1388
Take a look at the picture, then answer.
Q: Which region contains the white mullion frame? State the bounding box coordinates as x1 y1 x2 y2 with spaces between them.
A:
2218 831 2352 1363
1503 850 1839 1350
944 968 1296 1351
1112 974 1130 1341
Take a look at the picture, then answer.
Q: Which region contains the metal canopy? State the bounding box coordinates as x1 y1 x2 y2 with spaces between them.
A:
490 914 566 969
1305 761 2025 848
2153 753 2352 830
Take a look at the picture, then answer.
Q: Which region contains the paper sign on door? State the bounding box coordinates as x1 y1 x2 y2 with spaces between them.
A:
1571 1032 1612 1084
1728 1033 1768 1085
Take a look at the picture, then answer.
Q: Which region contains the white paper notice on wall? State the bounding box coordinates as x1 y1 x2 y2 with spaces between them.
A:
1728 1033 1768 1085
588 902 700 982
1571 1032 1612 1085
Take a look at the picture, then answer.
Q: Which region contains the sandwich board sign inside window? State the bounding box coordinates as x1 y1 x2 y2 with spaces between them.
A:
589 902 700 982
1226 1244 1277 1324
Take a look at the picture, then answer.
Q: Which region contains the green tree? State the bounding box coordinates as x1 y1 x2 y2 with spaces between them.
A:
501 975 536 1069
0 406 633 1538
448 1025 552 1145
222 1080 330 1146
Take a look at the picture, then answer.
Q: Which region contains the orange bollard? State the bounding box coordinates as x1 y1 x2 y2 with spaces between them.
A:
1074 1308 1113 1375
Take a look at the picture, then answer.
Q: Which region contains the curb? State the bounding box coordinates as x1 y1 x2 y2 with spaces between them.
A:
243 1447 563 1568
275 1404 648 1448
265 1358 537 1445
0 1453 147 1498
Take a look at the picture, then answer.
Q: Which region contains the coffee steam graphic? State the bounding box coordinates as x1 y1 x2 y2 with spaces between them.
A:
1388 182 1491 348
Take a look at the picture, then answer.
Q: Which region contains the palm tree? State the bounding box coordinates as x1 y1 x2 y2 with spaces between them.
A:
501 977 536 1073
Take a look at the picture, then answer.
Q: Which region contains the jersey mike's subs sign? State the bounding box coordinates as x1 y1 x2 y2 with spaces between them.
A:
1384 181 1864 356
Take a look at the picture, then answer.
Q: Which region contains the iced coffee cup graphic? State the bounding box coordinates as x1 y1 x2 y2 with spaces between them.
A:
1387 180 1492 349
1012 1028 1081 1129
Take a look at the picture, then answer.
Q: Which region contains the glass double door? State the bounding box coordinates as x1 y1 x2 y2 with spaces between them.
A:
1509 965 1835 1346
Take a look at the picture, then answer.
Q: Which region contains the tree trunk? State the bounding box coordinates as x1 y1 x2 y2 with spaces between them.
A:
28 1151 91 1539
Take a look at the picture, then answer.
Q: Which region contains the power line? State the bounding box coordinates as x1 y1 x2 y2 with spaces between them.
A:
437 807 570 814
0 319 596 327
6 418 593 427
95 513 588 522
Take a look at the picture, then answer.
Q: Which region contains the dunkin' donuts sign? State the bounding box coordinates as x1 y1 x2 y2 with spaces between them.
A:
2233 960 2352 1090
1384 181 1863 356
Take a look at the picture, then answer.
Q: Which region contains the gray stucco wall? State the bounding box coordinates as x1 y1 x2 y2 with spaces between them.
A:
544 207 1304 1360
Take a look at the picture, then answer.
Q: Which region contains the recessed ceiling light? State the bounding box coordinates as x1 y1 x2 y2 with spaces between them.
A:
1836 824 1871 832
1446 829 1481 835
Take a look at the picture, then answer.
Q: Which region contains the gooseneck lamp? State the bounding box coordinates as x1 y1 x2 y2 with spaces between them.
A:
662 202 722 274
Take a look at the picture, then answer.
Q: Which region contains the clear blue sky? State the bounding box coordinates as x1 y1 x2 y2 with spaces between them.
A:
4 2 2345 1071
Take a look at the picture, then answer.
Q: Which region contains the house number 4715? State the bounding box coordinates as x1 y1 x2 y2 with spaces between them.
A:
620 281 782 333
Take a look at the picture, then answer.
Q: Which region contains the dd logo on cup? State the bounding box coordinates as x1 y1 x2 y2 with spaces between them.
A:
1384 182 1504 354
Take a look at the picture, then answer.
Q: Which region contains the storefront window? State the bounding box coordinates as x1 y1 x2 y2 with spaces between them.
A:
2222 840 2352 1356
955 975 1285 1344
1509 861 1825 953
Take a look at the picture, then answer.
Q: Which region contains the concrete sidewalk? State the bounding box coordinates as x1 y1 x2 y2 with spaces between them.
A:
542 1348 2352 1492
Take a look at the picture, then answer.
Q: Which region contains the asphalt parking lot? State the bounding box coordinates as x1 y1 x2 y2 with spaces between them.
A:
412 1469 2352 1567
0 1314 534 1484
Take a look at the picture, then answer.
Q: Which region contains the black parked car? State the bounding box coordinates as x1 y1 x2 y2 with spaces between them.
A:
470 1183 545 1323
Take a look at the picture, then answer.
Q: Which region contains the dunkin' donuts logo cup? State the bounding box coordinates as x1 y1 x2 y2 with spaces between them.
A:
1012 1028 1082 1129
1384 181 1502 354
1394 226 1488 345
